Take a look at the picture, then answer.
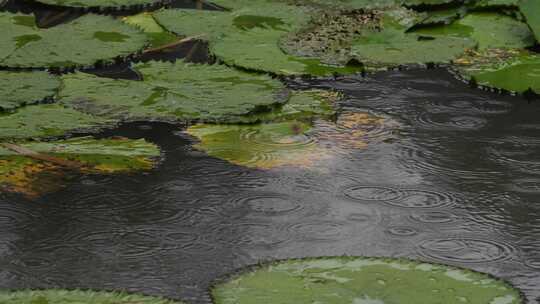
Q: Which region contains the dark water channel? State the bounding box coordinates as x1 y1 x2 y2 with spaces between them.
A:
1 69 539 303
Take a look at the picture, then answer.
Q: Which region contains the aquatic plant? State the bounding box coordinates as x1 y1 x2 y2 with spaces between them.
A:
122 12 178 48
212 257 523 304
519 0 540 41
59 60 288 123
154 3 363 75
34 0 169 10
0 71 60 112
0 104 114 140
0 12 148 69
0 136 160 196
0 289 181 304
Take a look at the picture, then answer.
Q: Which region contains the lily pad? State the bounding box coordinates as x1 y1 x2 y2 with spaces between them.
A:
154 7 363 76
34 0 167 9
351 12 475 68
520 0 540 43
187 110 392 169
212 257 523 304
0 71 60 112
0 136 160 196
0 104 114 140
0 12 148 68
455 49 540 94
122 12 178 48
0 289 180 304
413 12 534 50
413 6 467 26
472 0 519 8
59 60 287 123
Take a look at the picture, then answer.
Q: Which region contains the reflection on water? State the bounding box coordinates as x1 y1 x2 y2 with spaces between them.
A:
0 69 539 303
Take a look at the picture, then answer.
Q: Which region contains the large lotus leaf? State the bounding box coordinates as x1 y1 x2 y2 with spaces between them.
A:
212 257 522 304
0 290 180 304
473 0 519 7
122 12 178 48
34 0 165 9
413 12 535 50
0 104 114 139
403 0 457 6
59 60 288 123
414 6 467 26
455 49 540 94
154 9 234 40
0 13 148 68
351 21 475 67
520 0 540 42
0 71 60 112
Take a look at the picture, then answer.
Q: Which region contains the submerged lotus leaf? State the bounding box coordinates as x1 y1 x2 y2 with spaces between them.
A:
351 17 475 67
0 289 180 304
413 12 535 50
0 12 148 68
0 136 160 196
0 104 114 140
59 60 286 123
34 0 165 9
455 49 540 94
187 110 392 169
0 71 60 112
155 7 362 75
520 0 540 42
212 257 522 304
122 12 178 48
186 121 326 169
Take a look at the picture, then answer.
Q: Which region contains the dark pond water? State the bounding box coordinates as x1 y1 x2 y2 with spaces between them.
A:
1 69 540 303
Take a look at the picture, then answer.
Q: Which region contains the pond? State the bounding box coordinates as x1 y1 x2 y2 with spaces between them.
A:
1 0 540 303
1 68 539 303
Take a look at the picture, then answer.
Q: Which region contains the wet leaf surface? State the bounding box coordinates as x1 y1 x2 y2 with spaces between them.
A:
519 0 540 43
0 136 160 196
0 71 60 112
0 12 148 68
0 289 180 304
34 0 166 9
212 257 522 304
59 60 287 123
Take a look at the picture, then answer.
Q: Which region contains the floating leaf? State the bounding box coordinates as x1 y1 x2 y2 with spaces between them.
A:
0 12 148 68
59 60 287 123
0 289 181 304
0 136 160 196
122 12 178 48
154 6 363 76
403 0 458 6
455 49 540 94
351 11 475 68
472 0 519 8
0 71 60 112
413 12 535 50
212 257 523 304
414 6 467 26
0 104 114 140
520 0 540 43
187 110 393 169
34 0 167 9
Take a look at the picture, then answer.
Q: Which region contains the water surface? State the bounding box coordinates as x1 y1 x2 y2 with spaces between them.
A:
0 69 539 303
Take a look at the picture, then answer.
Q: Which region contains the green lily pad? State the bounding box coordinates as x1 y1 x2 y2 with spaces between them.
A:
0 71 60 112
122 12 178 48
403 0 458 6
59 60 287 123
413 12 535 50
279 0 400 10
472 0 519 8
414 6 467 26
0 136 160 196
212 257 523 304
0 289 180 304
520 0 540 43
0 12 148 68
154 6 363 76
351 12 475 68
0 104 114 140
455 49 540 94
34 0 166 9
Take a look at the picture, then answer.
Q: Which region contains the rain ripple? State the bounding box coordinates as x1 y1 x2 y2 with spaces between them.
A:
417 238 517 264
